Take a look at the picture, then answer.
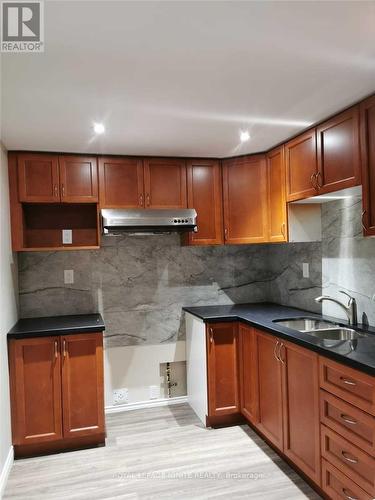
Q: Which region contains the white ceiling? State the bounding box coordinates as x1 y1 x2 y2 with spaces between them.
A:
2 0 375 158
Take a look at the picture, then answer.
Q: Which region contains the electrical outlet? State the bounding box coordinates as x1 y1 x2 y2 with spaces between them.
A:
62 229 72 244
64 270 74 284
302 262 309 278
113 388 128 405
149 385 160 400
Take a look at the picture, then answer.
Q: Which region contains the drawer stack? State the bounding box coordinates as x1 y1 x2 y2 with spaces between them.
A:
319 357 375 500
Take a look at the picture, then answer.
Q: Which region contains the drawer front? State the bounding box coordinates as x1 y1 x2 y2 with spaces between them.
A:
322 459 373 500
320 390 375 457
321 425 375 495
319 357 375 415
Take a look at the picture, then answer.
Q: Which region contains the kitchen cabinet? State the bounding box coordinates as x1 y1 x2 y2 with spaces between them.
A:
206 322 240 420
285 129 318 202
17 153 98 203
99 157 144 208
8 332 105 457
222 155 268 244
360 95 375 236
143 158 187 208
266 146 288 242
255 330 284 450
185 160 224 245
239 324 258 424
281 340 321 485
316 106 361 194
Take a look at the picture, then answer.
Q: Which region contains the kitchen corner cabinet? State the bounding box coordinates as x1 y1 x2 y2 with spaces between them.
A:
206 322 240 421
8 332 105 458
222 155 268 244
360 95 375 237
316 106 361 194
185 160 224 245
18 153 98 203
266 146 288 242
285 129 318 202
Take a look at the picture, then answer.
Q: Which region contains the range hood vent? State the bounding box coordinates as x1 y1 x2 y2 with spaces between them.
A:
101 208 197 235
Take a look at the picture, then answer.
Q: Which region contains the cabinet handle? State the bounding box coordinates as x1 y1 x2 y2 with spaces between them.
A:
342 489 358 500
61 184 65 197
341 451 358 464
209 328 214 344
278 343 286 364
224 228 228 241
63 339 67 358
340 376 357 386
340 414 357 425
274 341 280 361
54 340 58 360
146 193 150 206
310 173 318 189
361 210 367 232
281 223 286 239
316 171 322 188
54 185 58 197
139 194 144 207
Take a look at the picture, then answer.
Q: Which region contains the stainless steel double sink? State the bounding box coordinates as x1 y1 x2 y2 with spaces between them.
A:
273 317 369 341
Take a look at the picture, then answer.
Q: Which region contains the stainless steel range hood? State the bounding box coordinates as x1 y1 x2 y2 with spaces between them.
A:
101 208 197 235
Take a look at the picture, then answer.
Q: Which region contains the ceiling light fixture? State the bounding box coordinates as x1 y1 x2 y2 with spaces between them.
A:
240 130 250 142
93 122 105 134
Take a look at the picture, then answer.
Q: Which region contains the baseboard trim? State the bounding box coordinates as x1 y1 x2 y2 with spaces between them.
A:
105 395 188 414
0 446 14 498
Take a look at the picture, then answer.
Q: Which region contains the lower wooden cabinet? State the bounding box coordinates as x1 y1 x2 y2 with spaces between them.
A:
239 324 258 424
8 332 105 457
206 322 240 421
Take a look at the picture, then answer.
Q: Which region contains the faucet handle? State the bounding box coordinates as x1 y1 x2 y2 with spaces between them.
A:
339 290 355 304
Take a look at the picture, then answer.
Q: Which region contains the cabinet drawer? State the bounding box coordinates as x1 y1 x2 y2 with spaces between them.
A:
321 425 375 496
320 390 375 457
319 357 375 415
322 459 373 500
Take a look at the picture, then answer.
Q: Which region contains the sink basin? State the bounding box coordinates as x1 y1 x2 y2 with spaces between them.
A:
274 317 338 332
307 328 367 341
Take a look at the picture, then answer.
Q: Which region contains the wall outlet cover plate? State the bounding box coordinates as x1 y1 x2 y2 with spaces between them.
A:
113 388 128 405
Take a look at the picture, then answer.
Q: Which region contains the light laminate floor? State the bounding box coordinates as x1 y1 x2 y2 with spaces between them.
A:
4 404 321 499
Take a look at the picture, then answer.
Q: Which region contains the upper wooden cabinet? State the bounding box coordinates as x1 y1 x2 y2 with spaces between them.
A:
285 129 318 202
18 153 60 202
59 156 98 203
185 160 223 245
99 157 144 208
17 153 98 203
222 155 268 244
266 146 288 242
143 158 187 208
316 106 361 194
8 332 105 458
360 95 375 237
206 322 240 420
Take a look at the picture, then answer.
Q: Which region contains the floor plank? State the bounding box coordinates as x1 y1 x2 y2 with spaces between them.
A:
4 404 321 499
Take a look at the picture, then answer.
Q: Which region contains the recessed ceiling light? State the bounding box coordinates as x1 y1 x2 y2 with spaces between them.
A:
93 122 105 134
240 130 250 142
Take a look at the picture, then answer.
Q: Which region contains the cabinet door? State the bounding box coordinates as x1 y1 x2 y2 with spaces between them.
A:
317 106 361 194
222 155 268 244
144 158 187 208
61 333 104 438
18 153 60 202
186 160 224 245
267 146 288 242
255 330 284 450
59 156 98 203
206 323 240 417
285 130 318 202
8 337 62 445
239 324 258 424
360 95 375 236
99 157 144 208
282 341 321 485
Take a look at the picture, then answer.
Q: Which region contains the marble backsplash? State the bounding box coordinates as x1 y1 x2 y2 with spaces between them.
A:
18 235 321 347
321 196 375 325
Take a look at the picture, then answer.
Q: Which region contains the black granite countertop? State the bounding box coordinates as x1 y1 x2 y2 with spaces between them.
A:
7 314 105 339
183 303 375 376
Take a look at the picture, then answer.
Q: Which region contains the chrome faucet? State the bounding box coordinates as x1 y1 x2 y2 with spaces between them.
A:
315 291 358 326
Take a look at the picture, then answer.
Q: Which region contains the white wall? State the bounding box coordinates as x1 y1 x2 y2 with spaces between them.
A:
0 143 18 496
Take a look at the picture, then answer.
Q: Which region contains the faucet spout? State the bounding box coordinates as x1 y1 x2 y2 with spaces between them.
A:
315 291 358 326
